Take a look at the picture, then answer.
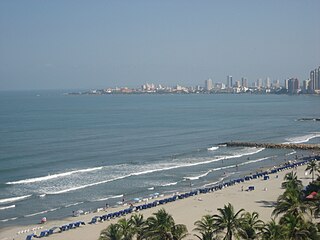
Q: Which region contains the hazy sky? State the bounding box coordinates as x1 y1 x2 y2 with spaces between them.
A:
1 0 320 90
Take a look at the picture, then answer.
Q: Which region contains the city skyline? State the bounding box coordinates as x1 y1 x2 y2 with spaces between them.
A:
70 64 320 95
0 1 320 90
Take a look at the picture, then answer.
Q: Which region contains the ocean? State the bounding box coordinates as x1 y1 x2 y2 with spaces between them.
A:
0 91 319 228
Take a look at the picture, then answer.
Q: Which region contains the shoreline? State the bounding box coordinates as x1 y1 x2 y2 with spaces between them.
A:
0 156 316 240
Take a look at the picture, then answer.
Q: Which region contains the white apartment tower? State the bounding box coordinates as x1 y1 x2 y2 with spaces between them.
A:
205 78 213 91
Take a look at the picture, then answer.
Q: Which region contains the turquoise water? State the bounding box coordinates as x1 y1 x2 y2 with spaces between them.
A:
0 92 319 227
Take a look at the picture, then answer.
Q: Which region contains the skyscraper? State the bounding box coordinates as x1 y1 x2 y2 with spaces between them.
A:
256 79 262 88
302 80 309 93
205 78 213 91
308 66 320 92
288 78 300 94
284 79 289 90
265 77 271 89
241 77 248 88
227 76 233 88
316 67 320 90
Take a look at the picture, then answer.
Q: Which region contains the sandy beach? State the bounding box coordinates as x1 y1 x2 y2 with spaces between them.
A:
0 162 312 240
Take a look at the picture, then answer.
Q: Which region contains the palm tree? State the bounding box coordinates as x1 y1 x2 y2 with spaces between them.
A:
272 187 311 219
212 203 245 240
172 224 188 240
238 211 264 239
193 215 217 240
145 208 187 240
281 171 303 190
130 214 145 240
306 159 319 182
261 219 285 240
117 218 134 240
99 223 122 240
280 214 311 240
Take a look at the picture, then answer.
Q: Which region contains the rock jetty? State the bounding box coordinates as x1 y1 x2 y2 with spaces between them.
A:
223 142 320 150
297 118 320 122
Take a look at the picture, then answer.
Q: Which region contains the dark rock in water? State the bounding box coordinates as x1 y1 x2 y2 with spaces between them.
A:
222 142 320 150
297 118 320 121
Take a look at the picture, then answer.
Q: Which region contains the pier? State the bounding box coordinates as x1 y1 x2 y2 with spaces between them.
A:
223 142 320 151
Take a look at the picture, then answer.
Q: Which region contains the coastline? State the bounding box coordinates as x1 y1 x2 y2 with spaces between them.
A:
0 157 315 240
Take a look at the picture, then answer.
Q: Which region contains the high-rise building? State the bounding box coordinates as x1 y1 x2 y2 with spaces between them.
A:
256 78 262 88
315 66 320 90
288 78 300 94
227 76 233 88
284 79 289 89
265 77 271 89
272 80 280 89
205 78 213 91
241 77 248 88
308 66 320 92
302 80 309 93
310 70 315 89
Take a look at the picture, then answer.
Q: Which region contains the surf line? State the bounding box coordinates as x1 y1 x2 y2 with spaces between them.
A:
45 148 265 195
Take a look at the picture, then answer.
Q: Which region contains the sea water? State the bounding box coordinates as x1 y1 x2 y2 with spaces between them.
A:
0 91 319 227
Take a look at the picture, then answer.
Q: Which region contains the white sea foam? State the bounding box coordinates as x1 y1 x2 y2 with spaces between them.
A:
24 207 60 217
184 170 212 181
286 150 296 156
284 132 320 144
95 195 123 202
64 202 84 208
201 156 271 179
0 217 18 222
46 175 130 195
0 195 32 204
207 146 219 151
6 167 103 185
24 210 48 217
46 148 264 195
148 187 155 190
203 177 226 187
0 205 15 211
162 182 178 187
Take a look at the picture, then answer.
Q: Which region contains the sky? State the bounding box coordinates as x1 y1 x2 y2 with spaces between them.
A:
0 0 320 90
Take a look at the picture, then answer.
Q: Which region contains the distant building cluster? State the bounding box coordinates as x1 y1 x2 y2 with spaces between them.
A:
305 66 320 94
68 65 320 95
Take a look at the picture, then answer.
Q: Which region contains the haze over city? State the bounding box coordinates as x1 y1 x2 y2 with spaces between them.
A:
0 0 319 90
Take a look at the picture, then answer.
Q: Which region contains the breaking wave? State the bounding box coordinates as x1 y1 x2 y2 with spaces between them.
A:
284 132 320 144
24 207 60 217
184 156 271 181
0 217 18 222
0 205 15 211
94 195 123 202
45 148 264 195
207 146 219 151
0 195 32 204
6 167 103 185
162 182 178 187
64 202 84 208
286 150 296 156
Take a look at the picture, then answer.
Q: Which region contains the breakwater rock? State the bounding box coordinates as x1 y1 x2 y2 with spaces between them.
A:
223 142 320 150
297 118 320 122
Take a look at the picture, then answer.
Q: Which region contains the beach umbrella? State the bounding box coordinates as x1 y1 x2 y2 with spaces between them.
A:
306 194 314 199
41 217 47 223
